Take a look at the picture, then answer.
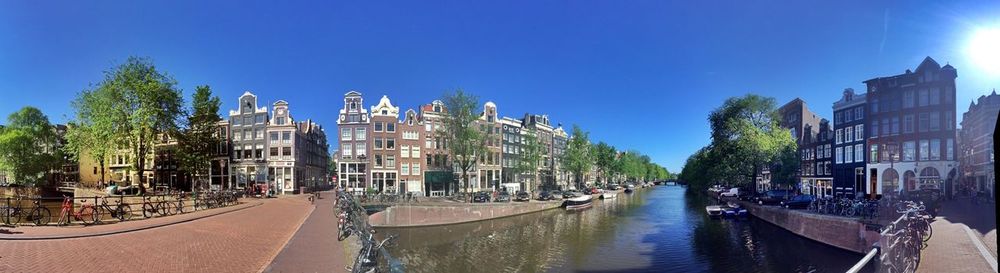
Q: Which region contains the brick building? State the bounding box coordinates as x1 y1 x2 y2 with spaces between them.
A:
832 88 867 198
398 109 424 194
336 91 370 194
959 89 998 199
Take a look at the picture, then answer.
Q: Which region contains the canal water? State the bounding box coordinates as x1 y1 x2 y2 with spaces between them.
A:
381 186 874 273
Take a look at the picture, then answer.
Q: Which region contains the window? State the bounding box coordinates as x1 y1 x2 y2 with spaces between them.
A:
255 115 264 124
276 117 285 125
386 155 395 168
929 112 940 131
870 145 879 163
871 98 879 113
282 131 291 143
270 147 279 157
835 129 843 144
233 117 241 126
945 111 954 130
902 115 914 133
855 144 864 162
425 139 433 149
401 163 409 175
871 122 879 139
845 127 853 143
903 91 915 108
412 164 420 174
270 132 279 143
374 137 383 149
824 144 831 158
919 140 929 161
243 116 251 126
255 148 262 159
929 139 940 160
855 124 863 140
929 88 940 105
387 123 396 132
342 144 351 156
356 143 366 156
386 138 395 150
845 110 853 123
946 138 954 161
856 107 864 120
918 113 929 132
355 128 366 141
891 117 899 135
412 146 420 158
243 130 251 140
881 119 889 136
903 141 915 161
425 123 432 132
374 155 383 167
845 146 854 163
374 122 383 132
401 146 410 158
918 89 929 106
341 128 352 141
835 147 843 164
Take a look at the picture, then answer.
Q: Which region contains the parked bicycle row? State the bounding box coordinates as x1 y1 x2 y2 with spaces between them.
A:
335 189 404 273
354 192 420 205
875 200 934 273
0 191 243 226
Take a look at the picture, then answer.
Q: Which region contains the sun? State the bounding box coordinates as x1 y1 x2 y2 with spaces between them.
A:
968 28 1000 75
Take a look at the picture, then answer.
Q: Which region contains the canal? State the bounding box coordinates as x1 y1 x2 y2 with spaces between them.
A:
380 186 874 273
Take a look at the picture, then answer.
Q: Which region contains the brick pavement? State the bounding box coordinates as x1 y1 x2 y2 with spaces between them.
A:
264 191 351 273
916 199 997 273
0 197 312 273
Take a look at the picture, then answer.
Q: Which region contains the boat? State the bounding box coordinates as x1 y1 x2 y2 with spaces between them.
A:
601 190 617 199
564 194 593 210
725 202 749 218
706 205 725 218
624 184 635 193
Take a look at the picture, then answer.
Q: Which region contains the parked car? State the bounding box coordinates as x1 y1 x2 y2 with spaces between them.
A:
756 190 792 205
515 191 531 202
737 190 756 201
495 191 512 202
720 187 740 197
472 191 491 203
563 190 581 199
550 190 565 199
538 191 556 201
781 194 816 209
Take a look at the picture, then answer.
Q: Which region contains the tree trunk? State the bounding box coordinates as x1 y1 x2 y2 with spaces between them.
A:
99 160 106 188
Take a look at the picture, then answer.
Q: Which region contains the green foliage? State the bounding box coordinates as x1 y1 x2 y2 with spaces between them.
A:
66 83 121 185
562 124 593 189
176 85 222 190
441 89 487 193
516 128 543 189
0 107 62 185
591 141 617 184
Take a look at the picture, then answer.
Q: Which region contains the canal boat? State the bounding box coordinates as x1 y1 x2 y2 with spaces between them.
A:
724 202 749 218
705 205 725 218
624 184 635 193
601 190 617 200
564 194 594 210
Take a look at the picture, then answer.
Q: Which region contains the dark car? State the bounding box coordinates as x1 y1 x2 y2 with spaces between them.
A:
550 190 564 199
495 191 512 202
737 190 756 201
562 190 580 199
780 194 816 209
538 191 555 201
757 190 792 205
514 191 531 202
472 191 491 203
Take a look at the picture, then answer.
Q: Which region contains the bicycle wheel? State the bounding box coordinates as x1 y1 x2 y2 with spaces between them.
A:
79 206 96 225
175 201 184 214
922 221 933 242
2 208 18 226
158 203 172 216
117 204 133 221
143 203 156 218
30 207 51 226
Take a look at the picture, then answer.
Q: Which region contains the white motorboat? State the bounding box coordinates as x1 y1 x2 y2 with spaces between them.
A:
564 194 594 210
601 190 617 199
706 205 725 218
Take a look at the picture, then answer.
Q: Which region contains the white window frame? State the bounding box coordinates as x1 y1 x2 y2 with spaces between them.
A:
854 144 863 163
835 147 843 164
845 146 853 163
342 144 352 156
855 124 863 141
835 129 843 144
411 146 421 158
845 127 853 143
355 128 367 141
341 128 352 141
401 146 410 158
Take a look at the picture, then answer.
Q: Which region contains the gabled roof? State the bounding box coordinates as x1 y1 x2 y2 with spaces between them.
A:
345 90 362 97
915 56 941 73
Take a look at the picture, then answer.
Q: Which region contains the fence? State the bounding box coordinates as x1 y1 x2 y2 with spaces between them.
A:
337 190 405 273
847 212 924 273
1 191 243 226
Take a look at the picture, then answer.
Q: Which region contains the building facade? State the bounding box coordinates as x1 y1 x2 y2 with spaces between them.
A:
336 91 370 194
864 57 958 199
959 90 998 199
552 126 569 189
766 98 822 192
210 121 232 191
229 92 270 189
370 96 400 194
800 120 833 197
500 116 524 192
399 109 424 194
477 102 502 191
420 100 452 196
832 88 867 198
522 114 555 190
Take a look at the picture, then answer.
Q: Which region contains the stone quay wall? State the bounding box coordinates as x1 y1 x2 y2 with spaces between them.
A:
741 201 881 254
369 201 563 227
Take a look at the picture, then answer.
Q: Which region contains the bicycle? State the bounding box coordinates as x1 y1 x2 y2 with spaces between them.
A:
172 192 186 215
57 195 96 226
3 197 51 226
141 195 172 218
97 196 133 223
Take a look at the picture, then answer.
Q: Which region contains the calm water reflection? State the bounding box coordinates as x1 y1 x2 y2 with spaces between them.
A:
380 186 874 273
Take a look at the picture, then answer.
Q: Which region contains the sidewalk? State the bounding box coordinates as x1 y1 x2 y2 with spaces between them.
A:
916 199 997 273
264 192 351 273
0 200 261 240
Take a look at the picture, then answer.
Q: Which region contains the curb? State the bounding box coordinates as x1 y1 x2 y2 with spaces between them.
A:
0 201 263 241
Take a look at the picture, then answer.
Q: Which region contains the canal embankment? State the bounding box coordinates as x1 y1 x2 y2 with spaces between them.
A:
369 200 564 227
738 200 881 254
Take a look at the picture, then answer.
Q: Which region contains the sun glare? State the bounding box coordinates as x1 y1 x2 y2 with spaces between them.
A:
968 28 1000 75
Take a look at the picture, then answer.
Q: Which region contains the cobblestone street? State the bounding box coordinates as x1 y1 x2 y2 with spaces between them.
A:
917 198 997 273
0 197 312 273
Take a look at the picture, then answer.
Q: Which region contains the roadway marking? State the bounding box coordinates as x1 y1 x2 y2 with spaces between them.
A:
962 224 998 272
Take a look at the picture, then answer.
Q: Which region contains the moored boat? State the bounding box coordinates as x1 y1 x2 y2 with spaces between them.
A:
624 184 635 193
706 205 724 218
601 190 617 199
564 194 594 210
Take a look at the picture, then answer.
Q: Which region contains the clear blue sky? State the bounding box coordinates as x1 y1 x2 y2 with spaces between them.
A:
2 1 999 172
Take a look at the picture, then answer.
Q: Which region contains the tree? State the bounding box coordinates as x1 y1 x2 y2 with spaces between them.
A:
592 142 617 186
441 89 487 195
562 125 593 190
0 107 62 186
176 85 221 191
516 128 543 191
91 57 184 187
66 84 119 187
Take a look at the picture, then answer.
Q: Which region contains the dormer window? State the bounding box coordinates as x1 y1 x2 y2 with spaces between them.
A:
350 102 357 110
433 105 441 112
382 110 388 115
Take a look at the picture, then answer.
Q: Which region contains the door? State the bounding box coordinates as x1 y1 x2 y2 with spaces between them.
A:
869 168 878 199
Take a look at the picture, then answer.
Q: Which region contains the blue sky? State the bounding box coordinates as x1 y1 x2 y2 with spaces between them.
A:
2 1 999 172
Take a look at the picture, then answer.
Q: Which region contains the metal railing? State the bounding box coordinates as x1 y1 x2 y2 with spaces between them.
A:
846 207 926 273
1 191 243 226
336 189 405 273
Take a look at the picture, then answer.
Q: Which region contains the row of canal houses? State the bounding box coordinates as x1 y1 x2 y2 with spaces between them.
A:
757 57 997 200
335 91 593 196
